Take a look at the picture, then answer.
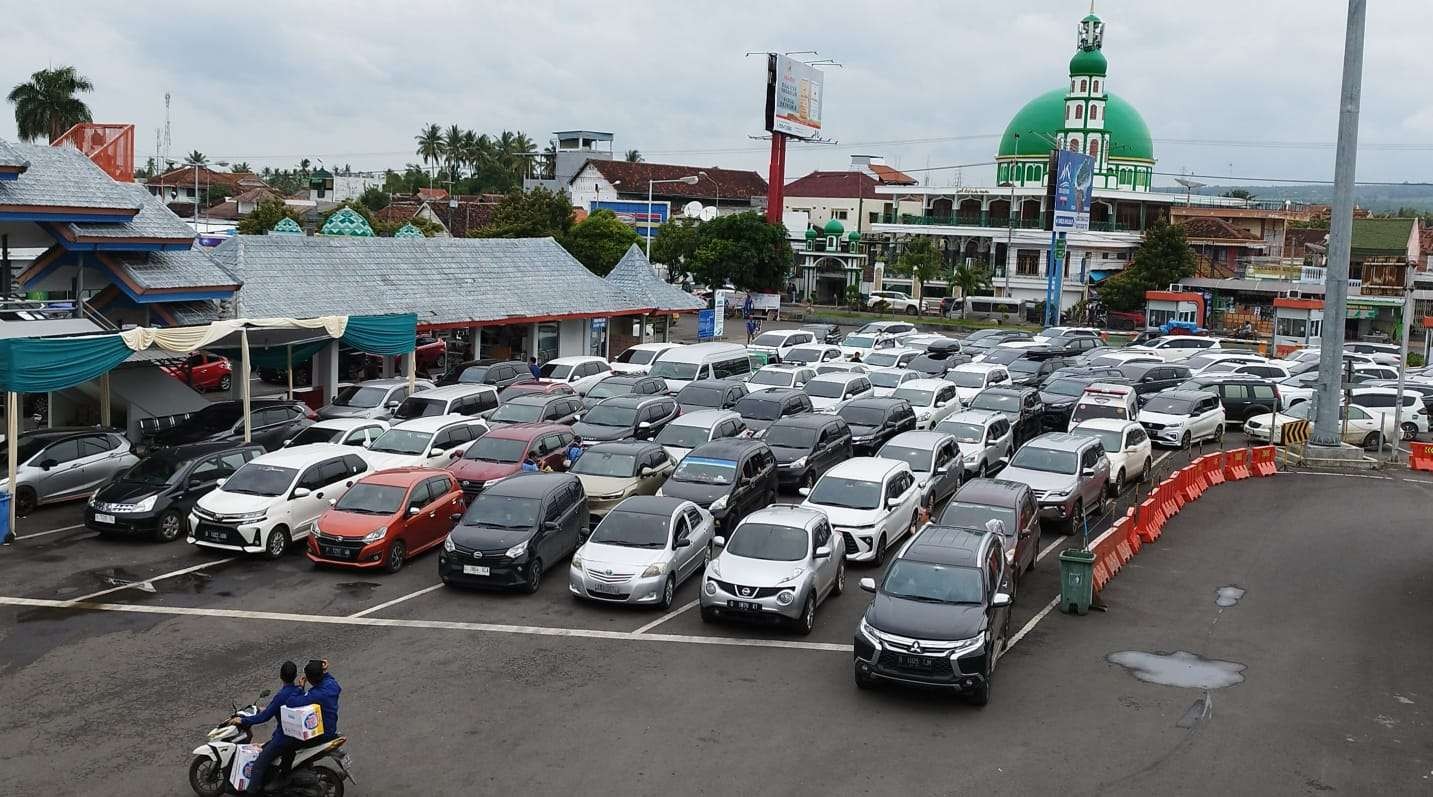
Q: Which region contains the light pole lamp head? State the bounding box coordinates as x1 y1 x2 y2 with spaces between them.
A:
680 175 699 185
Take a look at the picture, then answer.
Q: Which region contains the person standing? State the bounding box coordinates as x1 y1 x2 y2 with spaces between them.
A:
746 316 758 345
528 357 541 380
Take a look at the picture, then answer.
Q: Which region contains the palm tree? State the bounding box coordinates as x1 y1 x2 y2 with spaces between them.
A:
625 149 643 163
7 66 94 142
184 150 208 166
949 263 993 318
442 125 464 180
299 158 311 176
458 129 481 179
414 123 442 176
229 162 251 174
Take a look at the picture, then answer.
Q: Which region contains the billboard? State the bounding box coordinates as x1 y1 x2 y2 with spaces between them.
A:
591 200 669 240
765 54 824 140
1050 150 1095 232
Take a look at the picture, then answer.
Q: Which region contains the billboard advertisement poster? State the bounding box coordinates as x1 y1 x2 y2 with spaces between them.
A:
750 293 782 313
697 309 715 339
1051 150 1095 232
712 291 727 338
765 54 824 140
591 200 670 240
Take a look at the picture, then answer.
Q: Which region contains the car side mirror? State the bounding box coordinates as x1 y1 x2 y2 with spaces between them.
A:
542 521 561 532
450 512 463 522
886 496 902 508
797 486 811 497
187 478 204 490
814 545 831 558
935 465 949 474
859 577 877 594
638 421 652 429
292 487 312 498
385 400 400 409
449 450 462 459
216 478 227 488
429 448 444 457
713 536 726 548
992 592 1012 608
673 537 691 549
37 459 57 470
408 506 421 516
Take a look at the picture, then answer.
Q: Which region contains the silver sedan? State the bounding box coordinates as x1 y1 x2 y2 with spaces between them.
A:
570 496 715 609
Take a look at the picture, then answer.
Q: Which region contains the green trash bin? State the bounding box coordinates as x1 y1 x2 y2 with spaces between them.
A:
1058 548 1096 615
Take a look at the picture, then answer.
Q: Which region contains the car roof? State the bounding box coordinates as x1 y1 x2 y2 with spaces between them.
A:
844 397 907 411
740 388 803 402
757 363 811 372
902 525 990 567
883 430 953 449
899 378 954 391
955 477 1029 503
1118 362 1164 375
953 362 1002 373
682 379 743 390
309 417 385 431
1158 389 1217 401
770 413 840 430
483 472 579 498
390 414 482 433
742 504 823 529
979 385 1032 396
669 409 740 428
547 355 604 365
596 394 671 408
1024 432 1095 451
689 438 767 460
485 422 569 440
18 426 125 442
596 373 655 385
505 393 568 406
249 443 357 467
755 328 807 339
825 456 904 480
610 495 688 517
584 440 664 456
413 384 498 398
360 467 450 487
942 409 1003 426
808 372 865 384
1071 417 1141 433
871 346 921 356
149 440 262 462
626 342 681 351
351 377 429 388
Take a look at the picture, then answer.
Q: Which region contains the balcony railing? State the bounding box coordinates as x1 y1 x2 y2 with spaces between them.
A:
1297 266 1362 288
878 212 1137 232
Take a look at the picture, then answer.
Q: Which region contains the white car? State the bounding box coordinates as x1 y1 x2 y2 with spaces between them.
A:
935 409 1013 478
1353 365 1399 382
803 372 876 412
856 320 917 338
189 444 369 558
840 331 899 361
653 409 746 462
1137 390 1225 449
1070 418 1152 496
1067 383 1139 431
1345 341 1403 367
1233 362 1293 380
1034 326 1102 344
1087 350 1163 368
892 378 963 429
746 364 817 393
1189 353 1268 375
815 361 869 376
866 291 921 315
610 342 682 375
801 457 922 564
1128 336 1222 362
747 329 818 361
281 418 388 449
902 333 953 352
867 368 923 398
363 415 489 469
947 363 1012 403
539 356 614 395
1348 387 1429 440
783 344 845 366
861 347 921 370
1244 401 1395 449
394 384 499 421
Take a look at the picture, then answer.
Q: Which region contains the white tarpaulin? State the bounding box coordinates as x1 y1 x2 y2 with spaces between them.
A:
118 316 348 353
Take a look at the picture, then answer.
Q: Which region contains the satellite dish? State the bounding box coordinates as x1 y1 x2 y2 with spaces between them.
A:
683 201 704 219
1174 177 1207 191
699 206 718 222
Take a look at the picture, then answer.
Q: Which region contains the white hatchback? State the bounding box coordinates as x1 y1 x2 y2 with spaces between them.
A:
804 372 876 412
892 379 963 429
539 356 614 395
947 363 1011 404
801 457 922 564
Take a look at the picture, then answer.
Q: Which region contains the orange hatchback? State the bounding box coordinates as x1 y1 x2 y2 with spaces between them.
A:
308 467 464 573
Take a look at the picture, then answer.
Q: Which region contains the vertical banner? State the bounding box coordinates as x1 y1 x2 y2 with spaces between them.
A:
1052 150 1094 232
712 292 727 338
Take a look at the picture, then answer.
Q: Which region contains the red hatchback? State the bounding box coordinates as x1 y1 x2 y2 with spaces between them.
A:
308 468 464 573
163 352 232 392
447 423 574 497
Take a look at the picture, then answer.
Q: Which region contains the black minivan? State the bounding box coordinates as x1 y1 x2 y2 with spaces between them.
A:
765 414 853 491
439 473 588 593
85 442 263 542
659 439 777 531
1177 374 1280 424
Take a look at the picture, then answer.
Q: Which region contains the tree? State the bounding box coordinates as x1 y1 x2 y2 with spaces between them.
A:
442 124 464 180
889 236 947 286
625 149 643 163
650 217 702 271
7 66 94 142
560 209 642 276
949 263 993 318
415 123 442 177
184 150 208 166
230 162 251 174
681 212 793 292
1097 221 1198 311
358 185 390 212
472 187 574 239
1223 188 1256 200
237 197 305 235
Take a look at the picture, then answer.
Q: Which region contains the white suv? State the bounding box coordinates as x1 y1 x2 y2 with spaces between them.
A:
1070 418 1153 496
1348 387 1429 440
539 356 614 395
189 444 368 558
803 372 875 412
801 457 922 564
893 378 963 429
1130 336 1222 362
363 415 489 470
1137 390 1225 449
866 291 921 316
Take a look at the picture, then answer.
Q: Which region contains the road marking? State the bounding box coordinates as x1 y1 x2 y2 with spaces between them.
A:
0 596 853 653
633 599 700 634
15 524 87 540
998 596 1059 662
1152 452 1171 471
348 584 445 618
64 557 239 604
1282 471 1391 480
1037 537 1068 562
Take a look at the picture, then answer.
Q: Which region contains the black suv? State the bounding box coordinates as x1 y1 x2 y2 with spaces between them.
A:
1176 374 1280 424
660 439 777 531
142 400 312 453
908 350 971 378
675 379 747 415
733 388 814 435
1119 362 1192 400
581 374 668 409
937 478 1040 583
764 414 853 491
1043 335 1104 358
854 524 1012 703
439 472 587 593
968 386 1044 446
1039 374 1128 431
801 323 843 344
572 395 680 443
438 359 535 388
1006 355 1073 388
487 394 586 428
838 397 918 455
86 442 264 542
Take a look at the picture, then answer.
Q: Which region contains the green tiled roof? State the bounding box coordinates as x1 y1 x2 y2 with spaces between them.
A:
393 222 424 238
270 217 303 235
1350 217 1415 256
319 207 375 237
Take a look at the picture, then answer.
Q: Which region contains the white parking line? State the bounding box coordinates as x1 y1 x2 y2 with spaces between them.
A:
1036 537 1068 562
64 557 239 604
0 596 853 653
633 599 700 634
15 524 87 540
1152 452 1171 471
998 596 1059 662
348 584 445 618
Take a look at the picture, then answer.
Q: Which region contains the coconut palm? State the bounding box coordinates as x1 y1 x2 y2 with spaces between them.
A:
950 263 993 318
230 162 251 174
184 150 208 166
625 149 643 162
7 66 94 142
415 123 443 176
442 125 464 180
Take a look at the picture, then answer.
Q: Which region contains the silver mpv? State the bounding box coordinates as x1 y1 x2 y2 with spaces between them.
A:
10 428 137 515
700 505 846 635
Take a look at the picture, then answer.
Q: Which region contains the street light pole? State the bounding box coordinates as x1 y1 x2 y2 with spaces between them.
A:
646 175 700 256
699 171 720 217
1003 133 1019 297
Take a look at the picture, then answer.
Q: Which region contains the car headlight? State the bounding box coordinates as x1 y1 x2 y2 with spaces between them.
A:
788 456 808 468
1005 548 1016 564
707 558 721 578
641 562 668 578
571 552 584 570
852 434 873 443
129 494 158 513
232 511 267 524
778 567 806 585
654 488 665 497
858 617 881 647
963 451 979 462
703 579 717 595
949 634 985 657
708 494 728 511
443 535 456 552
505 540 529 559
1047 489 1072 499
776 590 796 605
361 526 388 544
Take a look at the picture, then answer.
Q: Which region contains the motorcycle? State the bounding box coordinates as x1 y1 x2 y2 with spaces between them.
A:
188 690 356 797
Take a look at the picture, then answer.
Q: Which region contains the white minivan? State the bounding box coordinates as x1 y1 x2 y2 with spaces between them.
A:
1067 383 1139 431
648 342 753 392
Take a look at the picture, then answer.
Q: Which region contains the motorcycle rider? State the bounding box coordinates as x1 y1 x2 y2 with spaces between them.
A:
229 660 306 795
299 659 341 748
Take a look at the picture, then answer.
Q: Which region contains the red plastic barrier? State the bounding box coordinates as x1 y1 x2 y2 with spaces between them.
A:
1224 448 1251 480
1205 450 1227 486
1409 442 1433 473
1137 495 1163 543
1190 456 1210 496
1251 445 1278 477
1161 475 1181 517
1181 465 1201 502
1123 508 1142 554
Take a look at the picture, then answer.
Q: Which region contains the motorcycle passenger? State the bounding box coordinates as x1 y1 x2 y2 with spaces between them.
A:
300 659 341 747
230 660 306 795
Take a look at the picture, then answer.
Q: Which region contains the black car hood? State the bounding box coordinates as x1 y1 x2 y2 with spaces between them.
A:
660 480 732 508
95 480 170 504
1040 393 1076 410
571 421 633 442
744 417 776 433
865 592 987 641
449 525 534 551
847 423 882 438
767 443 813 465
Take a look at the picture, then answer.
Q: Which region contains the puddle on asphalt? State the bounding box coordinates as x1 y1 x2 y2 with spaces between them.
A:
1107 650 1246 690
335 581 381 596
1216 586 1246 607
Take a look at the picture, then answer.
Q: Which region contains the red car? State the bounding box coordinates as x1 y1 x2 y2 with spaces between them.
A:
163 352 232 392
498 381 577 402
447 423 575 497
307 467 464 573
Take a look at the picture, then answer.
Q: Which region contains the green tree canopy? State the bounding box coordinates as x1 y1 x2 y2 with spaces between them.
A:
650 217 701 270
949 263 993 317
7 66 93 142
560 209 642 276
237 198 305 235
473 187 574 239
889 236 947 284
672 212 793 292
1096 221 1197 311
358 185 391 212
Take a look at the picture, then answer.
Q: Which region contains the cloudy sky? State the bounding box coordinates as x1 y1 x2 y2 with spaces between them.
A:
7 0 1433 189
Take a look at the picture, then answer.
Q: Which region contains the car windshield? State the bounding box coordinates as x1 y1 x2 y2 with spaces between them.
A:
864 352 904 368
936 421 983 444
672 456 737 485
893 388 936 407
1284 402 1313 420
332 385 389 408
286 427 344 446
491 403 544 424
1009 359 1044 374
368 429 433 455
842 335 875 349
939 501 1017 533
1010 446 1077 474
882 560 984 604
839 406 886 427
655 424 711 450
764 425 815 449
735 396 783 421
805 380 846 399
461 494 540 529
456 365 492 384
1070 402 1126 423
650 361 701 381
785 347 823 363
222 464 297 496
752 333 788 347
749 370 795 387
1073 427 1123 453
971 393 1019 413
725 522 808 561
868 370 909 388
676 386 725 408
121 455 184 485
586 381 633 400
334 483 406 515
572 451 638 477
589 510 670 548
808 476 881 509
583 405 638 427
1043 378 1089 397
462 436 527 463
539 363 573 379
616 348 657 365
1144 396 1197 415
877 444 932 473
394 397 445 420
949 370 988 388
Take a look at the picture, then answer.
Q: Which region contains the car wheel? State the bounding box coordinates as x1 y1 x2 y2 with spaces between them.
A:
657 576 675 610
1140 458 1153 484
1215 423 1226 444
1362 432 1381 451
1180 432 1192 450
525 557 544 594
794 593 816 636
982 460 995 477
153 510 185 543
702 543 713 568
873 534 888 566
802 471 816 492
217 375 232 391
384 540 406 574
1066 500 1083 536
1401 422 1418 441
833 557 847 596
904 305 918 317
967 652 993 707
14 487 36 517
1108 469 1124 498
264 526 290 559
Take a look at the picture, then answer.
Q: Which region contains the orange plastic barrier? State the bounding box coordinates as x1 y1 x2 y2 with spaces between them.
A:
1123 508 1142 554
1205 450 1227 486
1161 476 1181 518
1409 442 1433 473
1251 445 1278 477
1136 495 1163 543
1190 456 1210 496
1181 465 1201 502
1224 448 1251 480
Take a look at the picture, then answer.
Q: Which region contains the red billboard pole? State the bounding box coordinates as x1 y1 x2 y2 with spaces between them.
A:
766 132 787 223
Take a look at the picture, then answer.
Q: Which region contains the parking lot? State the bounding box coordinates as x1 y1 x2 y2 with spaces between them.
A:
5 427 1433 795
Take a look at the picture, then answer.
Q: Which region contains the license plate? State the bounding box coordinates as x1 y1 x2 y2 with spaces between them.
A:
728 600 762 612
588 581 623 595
94 513 115 524
462 565 490 576
205 530 228 542
897 654 935 669
320 545 350 558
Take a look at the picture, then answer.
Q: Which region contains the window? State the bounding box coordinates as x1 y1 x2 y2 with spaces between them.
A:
1079 79 1087 93
1089 139 1100 159
812 520 832 551
712 357 749 380
39 439 82 464
1251 385 1277 401
1074 104 1083 120
1220 384 1251 401
407 481 432 512
1090 105 1100 121
1093 80 1101 93
832 210 848 220
1016 250 1041 276
77 436 112 457
189 456 230 484
221 451 255 471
